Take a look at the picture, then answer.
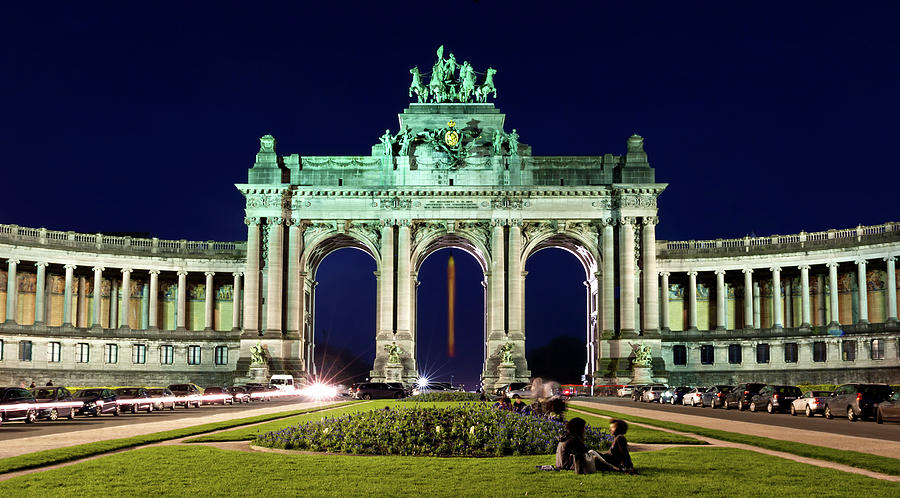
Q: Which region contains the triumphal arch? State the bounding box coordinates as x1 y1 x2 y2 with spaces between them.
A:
237 48 665 388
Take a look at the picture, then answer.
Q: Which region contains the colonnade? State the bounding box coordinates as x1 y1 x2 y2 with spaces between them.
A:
3 258 243 331
659 257 899 331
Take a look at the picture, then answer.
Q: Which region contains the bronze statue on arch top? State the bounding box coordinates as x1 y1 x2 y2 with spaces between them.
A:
408 45 497 103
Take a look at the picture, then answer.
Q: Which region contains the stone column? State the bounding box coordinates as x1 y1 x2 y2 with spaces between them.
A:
601 221 615 334
856 259 869 324
619 217 636 334
753 282 761 329
5 259 18 323
642 217 659 333
77 276 86 327
148 270 160 329
266 218 284 333
396 222 412 336
204 271 215 330
286 222 302 334
490 222 505 334
379 223 395 335
176 270 188 330
715 269 726 330
109 278 118 328
63 264 76 326
659 272 670 331
785 280 793 327
687 271 698 331
816 274 826 325
92 266 104 328
508 222 523 335
799 265 811 327
885 257 897 322
771 267 783 328
243 218 261 333
34 262 47 324
120 268 131 328
742 269 753 328
232 272 242 330
140 283 149 329
827 262 839 326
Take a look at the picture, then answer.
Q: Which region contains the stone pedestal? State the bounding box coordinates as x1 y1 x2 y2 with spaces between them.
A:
249 364 269 384
631 366 653 384
498 364 517 385
385 364 403 382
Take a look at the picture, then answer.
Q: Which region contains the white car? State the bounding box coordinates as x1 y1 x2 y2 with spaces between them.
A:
682 387 706 407
617 385 635 397
790 390 833 417
640 385 668 402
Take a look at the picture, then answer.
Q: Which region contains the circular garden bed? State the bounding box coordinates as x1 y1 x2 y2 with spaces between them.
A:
255 403 610 457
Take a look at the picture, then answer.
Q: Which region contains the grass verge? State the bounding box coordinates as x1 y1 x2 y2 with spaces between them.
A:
572 404 900 476
0 401 356 475
2 445 896 495
565 409 704 445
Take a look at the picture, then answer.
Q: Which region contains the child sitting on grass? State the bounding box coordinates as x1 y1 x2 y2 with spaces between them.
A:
551 418 635 474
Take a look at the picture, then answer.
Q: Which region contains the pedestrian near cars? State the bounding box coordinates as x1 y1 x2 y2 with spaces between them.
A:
46 380 53 386
29 381 36 389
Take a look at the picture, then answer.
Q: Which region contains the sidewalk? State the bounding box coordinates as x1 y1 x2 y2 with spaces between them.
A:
571 400 900 459
0 400 339 460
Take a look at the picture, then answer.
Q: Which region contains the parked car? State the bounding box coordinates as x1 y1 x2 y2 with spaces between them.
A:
662 386 693 405
227 386 250 403
640 385 668 402
632 385 650 401
355 382 405 400
682 387 706 407
244 385 273 401
791 390 833 417
147 388 177 411
494 382 529 397
114 388 155 413
0 387 38 423
876 391 900 424
749 385 802 413
824 383 893 421
701 385 733 408
31 386 77 421
617 385 635 398
724 383 767 411
202 387 234 405
168 383 203 408
385 382 410 397
73 388 120 417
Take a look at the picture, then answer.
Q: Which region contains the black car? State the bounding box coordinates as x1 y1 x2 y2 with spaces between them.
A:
632 385 651 402
824 383 893 421
147 388 177 411
115 388 155 413
0 387 38 423
724 382 767 411
749 385 802 413
73 388 120 417
227 386 250 403
202 387 234 405
701 385 733 408
168 383 203 408
355 382 405 400
31 386 77 421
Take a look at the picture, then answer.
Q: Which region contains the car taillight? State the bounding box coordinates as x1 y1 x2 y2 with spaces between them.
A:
717 393 723 397
744 390 749 395
773 394 779 400
857 393 862 401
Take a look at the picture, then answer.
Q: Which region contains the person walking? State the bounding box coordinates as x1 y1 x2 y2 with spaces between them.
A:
46 380 54 386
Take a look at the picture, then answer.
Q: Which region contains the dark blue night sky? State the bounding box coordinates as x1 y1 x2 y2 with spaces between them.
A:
1 3 897 387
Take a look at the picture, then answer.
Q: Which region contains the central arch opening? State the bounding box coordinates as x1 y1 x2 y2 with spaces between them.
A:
415 248 485 391
312 247 377 385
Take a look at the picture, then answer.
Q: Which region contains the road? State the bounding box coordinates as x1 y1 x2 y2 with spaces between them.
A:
0 397 327 442
583 396 900 442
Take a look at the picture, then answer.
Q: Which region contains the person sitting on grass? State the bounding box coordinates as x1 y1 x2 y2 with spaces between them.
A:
595 419 635 474
511 394 527 412
553 417 636 474
492 396 512 410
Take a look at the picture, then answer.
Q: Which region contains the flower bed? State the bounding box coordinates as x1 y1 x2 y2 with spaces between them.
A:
255 403 610 457
399 392 483 402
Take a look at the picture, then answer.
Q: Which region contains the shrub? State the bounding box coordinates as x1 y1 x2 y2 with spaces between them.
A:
399 392 483 402
255 403 610 457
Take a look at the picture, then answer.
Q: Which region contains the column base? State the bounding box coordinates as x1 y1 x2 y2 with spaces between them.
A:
715 326 726 331
858 319 870 325
204 327 214 331
800 322 811 329
827 321 841 328
687 327 698 332
886 317 898 323
772 324 783 330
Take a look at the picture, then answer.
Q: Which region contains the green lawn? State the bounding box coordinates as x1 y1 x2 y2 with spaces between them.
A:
1 445 895 496
572 404 900 477
0 401 355 475
188 400 701 446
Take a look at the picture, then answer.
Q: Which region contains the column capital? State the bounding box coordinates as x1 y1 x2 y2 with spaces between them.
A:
599 217 616 227
244 217 261 226
855 259 868 265
619 216 635 226
687 270 698 277
268 217 283 226
148 269 161 275
120 268 133 274
826 261 840 268
659 271 671 277
642 216 659 225
7 258 20 265
490 219 506 227
232 271 243 277
177 270 189 277
204 271 216 277
798 264 810 270
769 266 781 273
509 219 523 228
35 261 49 268
92 266 105 273
64 263 77 270
742 268 754 274
714 269 726 275
884 256 897 263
